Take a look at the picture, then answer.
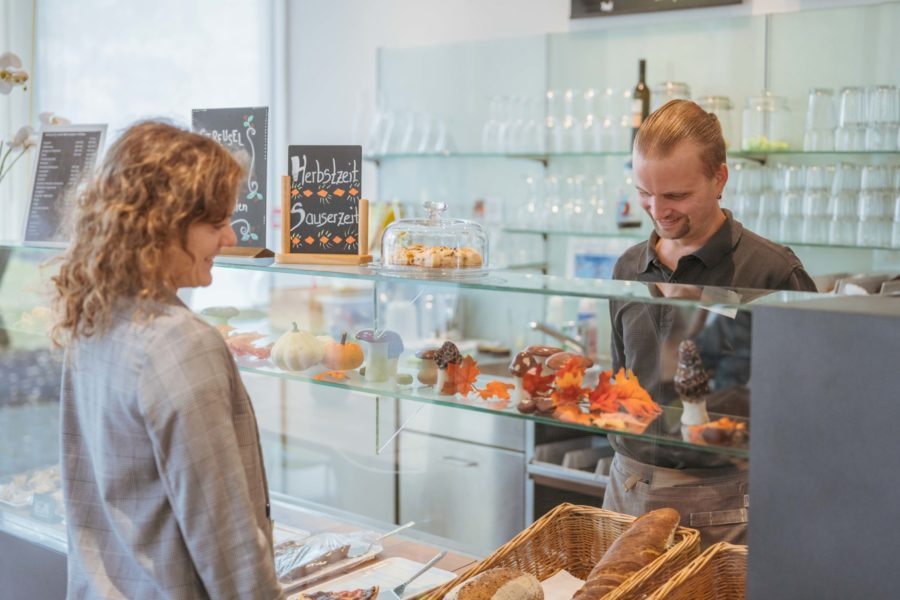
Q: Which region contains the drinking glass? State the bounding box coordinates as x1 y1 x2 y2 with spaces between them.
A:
836 86 867 151
755 166 781 238
522 96 545 153
779 165 805 243
829 163 861 245
865 85 899 151
563 88 583 153
504 96 527 153
801 165 830 243
803 88 836 151
521 175 540 228
858 165 893 247
595 88 626 152
582 88 599 152
481 97 503 153
544 174 562 228
546 90 566 154
587 175 612 232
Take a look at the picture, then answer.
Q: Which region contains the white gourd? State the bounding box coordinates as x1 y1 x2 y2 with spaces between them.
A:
272 322 324 371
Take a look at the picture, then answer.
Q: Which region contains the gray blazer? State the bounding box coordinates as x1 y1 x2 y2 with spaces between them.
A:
61 298 284 599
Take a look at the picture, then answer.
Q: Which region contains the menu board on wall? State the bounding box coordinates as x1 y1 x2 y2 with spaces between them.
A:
277 145 370 265
192 106 272 257
571 0 741 19
23 125 107 247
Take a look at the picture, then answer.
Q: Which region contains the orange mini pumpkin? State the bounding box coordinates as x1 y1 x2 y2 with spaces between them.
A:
321 332 365 371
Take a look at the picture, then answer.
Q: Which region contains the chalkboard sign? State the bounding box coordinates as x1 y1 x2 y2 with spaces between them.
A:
571 0 740 18
22 125 107 247
278 145 370 265
192 106 271 257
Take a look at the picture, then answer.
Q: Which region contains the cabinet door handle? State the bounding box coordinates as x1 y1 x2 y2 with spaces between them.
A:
441 456 479 468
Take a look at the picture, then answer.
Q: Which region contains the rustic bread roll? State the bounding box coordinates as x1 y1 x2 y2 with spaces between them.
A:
445 567 543 600
572 507 680 600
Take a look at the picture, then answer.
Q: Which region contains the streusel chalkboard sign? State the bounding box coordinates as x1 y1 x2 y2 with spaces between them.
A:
23 125 107 247
192 106 272 257
277 145 371 265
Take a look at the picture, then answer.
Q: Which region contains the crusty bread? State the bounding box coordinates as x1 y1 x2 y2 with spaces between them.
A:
445 567 543 600
572 508 680 600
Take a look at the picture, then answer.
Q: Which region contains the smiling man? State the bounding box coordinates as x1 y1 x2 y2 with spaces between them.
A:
603 100 817 546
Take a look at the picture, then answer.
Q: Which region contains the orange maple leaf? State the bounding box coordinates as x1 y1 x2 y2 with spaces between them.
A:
442 355 480 395
588 368 661 422
478 381 514 401
552 357 588 406
522 364 555 398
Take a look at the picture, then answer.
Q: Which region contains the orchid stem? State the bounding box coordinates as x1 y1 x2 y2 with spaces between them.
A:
0 147 27 182
0 145 11 178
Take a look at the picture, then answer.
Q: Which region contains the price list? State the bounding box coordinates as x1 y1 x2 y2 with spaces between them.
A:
24 128 105 245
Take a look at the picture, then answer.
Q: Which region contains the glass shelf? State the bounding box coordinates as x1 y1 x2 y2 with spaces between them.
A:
501 228 900 252
214 259 822 309
236 362 749 458
366 150 900 163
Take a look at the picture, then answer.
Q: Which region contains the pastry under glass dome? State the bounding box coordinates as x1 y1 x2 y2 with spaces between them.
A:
378 201 489 278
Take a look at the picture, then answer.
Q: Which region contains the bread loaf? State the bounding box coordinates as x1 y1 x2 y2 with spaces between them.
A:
445 567 543 600
572 507 680 600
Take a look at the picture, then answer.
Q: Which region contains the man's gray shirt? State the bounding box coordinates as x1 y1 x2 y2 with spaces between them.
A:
61 299 284 599
609 210 817 468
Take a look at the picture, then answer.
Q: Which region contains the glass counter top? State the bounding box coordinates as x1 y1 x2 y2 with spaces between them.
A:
0 242 830 312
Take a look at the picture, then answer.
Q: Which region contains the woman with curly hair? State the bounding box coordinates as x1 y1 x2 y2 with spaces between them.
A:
52 121 284 599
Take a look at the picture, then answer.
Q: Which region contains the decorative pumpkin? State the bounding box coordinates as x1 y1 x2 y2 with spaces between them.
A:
321 332 364 371
271 322 324 372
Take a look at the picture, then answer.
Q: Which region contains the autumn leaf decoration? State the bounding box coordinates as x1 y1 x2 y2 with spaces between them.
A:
478 381 514 401
588 368 662 422
551 357 588 407
522 364 555 398
442 355 480 395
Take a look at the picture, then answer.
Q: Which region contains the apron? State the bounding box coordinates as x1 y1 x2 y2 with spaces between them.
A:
602 453 749 548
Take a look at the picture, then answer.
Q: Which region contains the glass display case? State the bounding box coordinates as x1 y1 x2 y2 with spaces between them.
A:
0 242 820 552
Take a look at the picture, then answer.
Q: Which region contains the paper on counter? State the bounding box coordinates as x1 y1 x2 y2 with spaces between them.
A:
541 569 585 600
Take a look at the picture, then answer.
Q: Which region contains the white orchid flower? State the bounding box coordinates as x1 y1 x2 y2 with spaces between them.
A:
8 126 37 150
39 112 71 126
0 52 22 69
0 51 28 95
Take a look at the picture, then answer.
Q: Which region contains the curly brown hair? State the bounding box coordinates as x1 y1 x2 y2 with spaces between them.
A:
51 120 244 345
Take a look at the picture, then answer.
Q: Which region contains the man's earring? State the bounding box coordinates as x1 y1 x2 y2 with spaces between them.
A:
717 193 722 199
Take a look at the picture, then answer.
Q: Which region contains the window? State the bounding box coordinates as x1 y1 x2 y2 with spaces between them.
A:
34 0 273 136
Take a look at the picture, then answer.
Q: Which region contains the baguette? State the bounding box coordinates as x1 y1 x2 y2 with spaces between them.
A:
572 507 680 600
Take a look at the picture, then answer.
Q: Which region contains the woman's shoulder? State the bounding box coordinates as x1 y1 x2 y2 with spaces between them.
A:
106 301 227 360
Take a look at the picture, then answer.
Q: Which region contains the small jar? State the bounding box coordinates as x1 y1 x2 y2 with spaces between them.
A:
742 92 791 151
651 82 691 113
698 95 736 149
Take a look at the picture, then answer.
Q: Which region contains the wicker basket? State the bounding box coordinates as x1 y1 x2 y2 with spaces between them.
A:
424 502 700 600
646 542 747 600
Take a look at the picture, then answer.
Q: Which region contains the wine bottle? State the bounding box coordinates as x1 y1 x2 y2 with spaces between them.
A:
631 59 650 147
